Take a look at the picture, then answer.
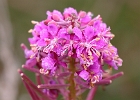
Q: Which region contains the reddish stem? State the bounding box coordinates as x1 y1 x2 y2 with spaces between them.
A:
23 80 40 100
36 73 41 85
18 71 52 100
105 72 124 80
38 84 70 89
95 80 112 86
86 86 98 100
22 65 40 73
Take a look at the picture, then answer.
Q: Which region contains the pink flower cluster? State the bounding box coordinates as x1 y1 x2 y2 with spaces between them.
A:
22 7 122 88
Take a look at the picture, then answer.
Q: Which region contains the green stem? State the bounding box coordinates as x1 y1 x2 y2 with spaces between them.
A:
68 58 76 100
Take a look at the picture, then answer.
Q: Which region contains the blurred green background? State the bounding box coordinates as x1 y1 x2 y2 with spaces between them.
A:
2 0 140 100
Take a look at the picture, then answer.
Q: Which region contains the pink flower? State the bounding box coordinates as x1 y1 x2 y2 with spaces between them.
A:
42 56 56 70
84 26 96 41
79 70 89 80
21 8 123 99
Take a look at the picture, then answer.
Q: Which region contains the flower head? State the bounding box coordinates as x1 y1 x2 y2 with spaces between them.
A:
20 7 123 100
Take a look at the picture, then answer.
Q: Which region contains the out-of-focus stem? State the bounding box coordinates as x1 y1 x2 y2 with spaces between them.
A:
0 1 20 100
68 58 76 100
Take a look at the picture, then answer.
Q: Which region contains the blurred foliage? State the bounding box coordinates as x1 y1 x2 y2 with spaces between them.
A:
7 0 140 100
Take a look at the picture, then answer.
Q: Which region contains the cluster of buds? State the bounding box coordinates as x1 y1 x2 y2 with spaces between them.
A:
19 7 123 100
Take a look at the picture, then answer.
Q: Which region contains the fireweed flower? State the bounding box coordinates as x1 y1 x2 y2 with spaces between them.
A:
19 7 123 100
